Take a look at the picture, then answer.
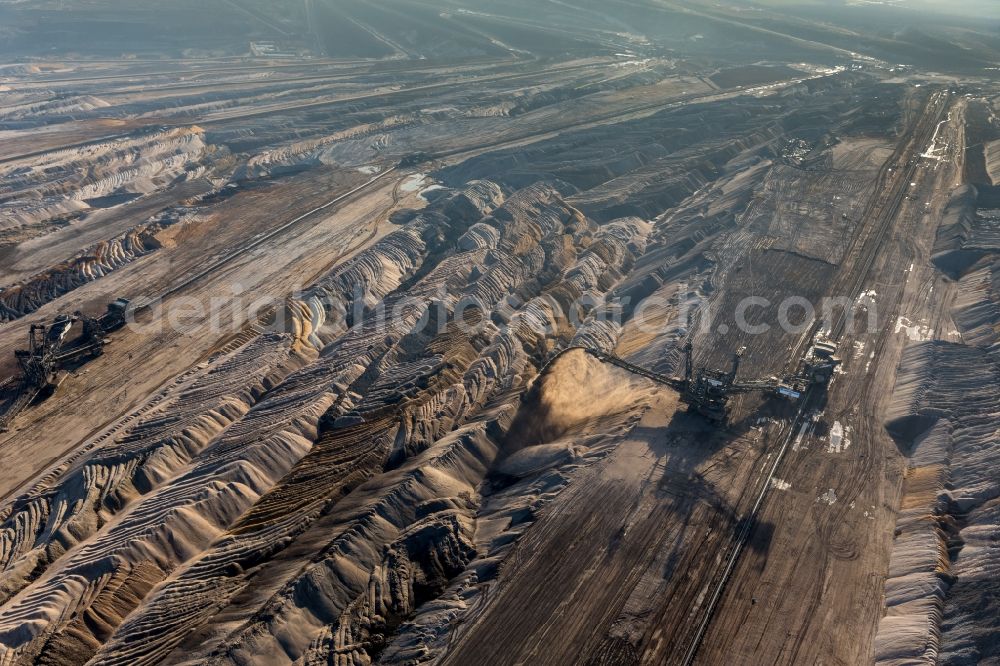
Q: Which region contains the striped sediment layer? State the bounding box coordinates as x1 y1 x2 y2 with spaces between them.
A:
0 178 654 664
877 340 1000 664
0 216 176 322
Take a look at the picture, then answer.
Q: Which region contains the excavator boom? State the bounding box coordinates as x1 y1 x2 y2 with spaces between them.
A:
577 335 839 425
0 299 129 432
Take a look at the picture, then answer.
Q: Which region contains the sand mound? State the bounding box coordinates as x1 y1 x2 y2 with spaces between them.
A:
507 348 654 449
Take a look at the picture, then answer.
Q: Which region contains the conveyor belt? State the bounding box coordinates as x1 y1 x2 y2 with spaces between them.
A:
0 382 41 432
584 350 687 391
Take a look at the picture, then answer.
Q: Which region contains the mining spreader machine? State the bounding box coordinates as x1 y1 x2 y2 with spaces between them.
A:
587 333 841 425
0 299 130 432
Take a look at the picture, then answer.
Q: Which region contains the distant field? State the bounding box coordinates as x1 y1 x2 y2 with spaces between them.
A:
709 64 802 89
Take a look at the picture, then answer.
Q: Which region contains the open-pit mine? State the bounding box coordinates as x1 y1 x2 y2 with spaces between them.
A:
0 1 999 664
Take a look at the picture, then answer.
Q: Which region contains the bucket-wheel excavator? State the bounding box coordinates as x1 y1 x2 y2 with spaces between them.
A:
0 299 130 432
584 333 841 425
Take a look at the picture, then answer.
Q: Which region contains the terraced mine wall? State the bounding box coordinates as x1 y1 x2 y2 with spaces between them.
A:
0 217 174 322
438 73 900 222
0 127 217 237
931 185 1000 279
0 178 655 664
877 194 1000 664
